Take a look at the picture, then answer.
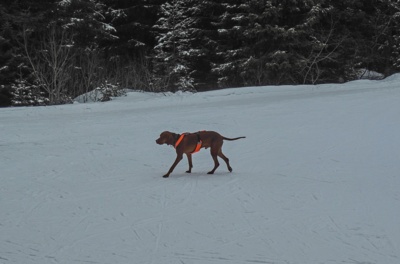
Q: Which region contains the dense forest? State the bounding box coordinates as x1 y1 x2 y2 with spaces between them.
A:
1 0 399 106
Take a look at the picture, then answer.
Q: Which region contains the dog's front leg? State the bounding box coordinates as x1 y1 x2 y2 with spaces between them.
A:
163 153 183 178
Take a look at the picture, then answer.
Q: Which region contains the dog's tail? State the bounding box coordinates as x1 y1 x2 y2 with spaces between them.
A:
223 136 246 141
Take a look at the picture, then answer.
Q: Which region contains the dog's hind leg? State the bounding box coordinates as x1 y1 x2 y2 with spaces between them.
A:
186 153 193 173
218 149 232 172
207 147 220 174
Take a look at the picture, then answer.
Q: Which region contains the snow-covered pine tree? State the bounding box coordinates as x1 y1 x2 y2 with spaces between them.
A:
152 0 194 91
293 1 344 84
246 0 327 85
1 0 62 105
0 0 55 103
209 0 247 88
93 0 164 92
211 0 331 86
322 0 400 80
393 14 400 70
152 0 217 91
102 0 162 56
375 0 400 75
387 0 400 71
0 12 13 86
57 0 117 47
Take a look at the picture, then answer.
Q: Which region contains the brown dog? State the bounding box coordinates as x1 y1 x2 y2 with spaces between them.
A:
156 131 245 178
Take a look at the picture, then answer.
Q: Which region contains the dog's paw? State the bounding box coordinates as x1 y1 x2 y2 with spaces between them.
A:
162 174 169 178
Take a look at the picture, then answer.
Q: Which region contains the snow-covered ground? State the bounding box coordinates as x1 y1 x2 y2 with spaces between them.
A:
1 75 400 264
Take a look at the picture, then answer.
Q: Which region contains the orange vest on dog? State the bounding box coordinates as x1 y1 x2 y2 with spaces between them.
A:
175 133 202 153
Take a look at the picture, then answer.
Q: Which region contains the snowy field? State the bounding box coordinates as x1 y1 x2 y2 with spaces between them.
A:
1 75 400 264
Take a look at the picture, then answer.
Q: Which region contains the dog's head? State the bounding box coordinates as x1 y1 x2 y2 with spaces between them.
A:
156 131 174 145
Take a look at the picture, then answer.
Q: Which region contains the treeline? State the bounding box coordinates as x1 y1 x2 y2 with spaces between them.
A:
1 0 399 106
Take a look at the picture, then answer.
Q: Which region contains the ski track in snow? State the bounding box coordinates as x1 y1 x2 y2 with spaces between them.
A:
1 76 400 264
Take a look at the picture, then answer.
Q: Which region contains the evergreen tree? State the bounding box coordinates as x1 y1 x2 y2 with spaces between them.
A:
209 0 247 88
152 0 196 91
0 0 58 105
211 0 328 86
56 0 118 48
0 4 14 85
152 0 217 91
102 0 163 57
0 0 56 87
373 0 400 75
391 0 400 71
295 1 346 84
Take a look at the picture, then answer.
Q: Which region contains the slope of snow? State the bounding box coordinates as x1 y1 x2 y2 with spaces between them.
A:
1 75 400 264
